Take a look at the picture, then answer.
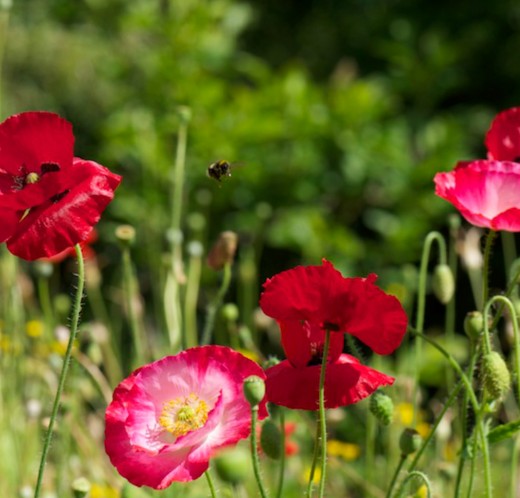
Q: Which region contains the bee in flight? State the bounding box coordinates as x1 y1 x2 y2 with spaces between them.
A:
207 160 232 182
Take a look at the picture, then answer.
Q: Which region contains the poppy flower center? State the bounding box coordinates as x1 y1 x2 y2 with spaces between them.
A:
158 393 208 437
25 172 40 184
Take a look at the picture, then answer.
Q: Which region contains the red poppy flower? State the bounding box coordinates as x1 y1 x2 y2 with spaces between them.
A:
105 346 268 489
485 107 520 161
264 320 395 410
260 260 408 355
0 112 121 260
434 160 520 231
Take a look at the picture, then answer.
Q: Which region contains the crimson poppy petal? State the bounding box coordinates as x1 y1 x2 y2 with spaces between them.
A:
279 320 343 368
260 260 345 325
0 209 22 242
0 111 74 179
485 107 520 161
265 354 394 410
7 159 121 260
340 277 408 355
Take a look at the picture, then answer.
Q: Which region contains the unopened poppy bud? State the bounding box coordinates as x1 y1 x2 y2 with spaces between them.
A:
221 303 239 322
207 231 238 270
399 428 422 456
243 375 265 407
261 420 282 459
177 105 192 124
264 356 280 369
432 264 455 304
464 311 484 341
71 477 90 498
214 447 249 484
369 390 394 425
115 224 136 246
482 351 511 401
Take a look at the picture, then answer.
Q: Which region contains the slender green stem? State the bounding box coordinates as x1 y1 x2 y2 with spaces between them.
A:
201 263 232 345
306 418 321 498
394 471 432 498
511 437 520 498
250 406 269 498
465 436 477 498
205 470 218 498
184 244 202 348
385 454 407 498
414 231 448 425
481 230 497 311
122 246 144 367
501 232 517 279
275 410 286 498
407 380 463 472
453 343 478 498
317 330 331 498
33 245 85 498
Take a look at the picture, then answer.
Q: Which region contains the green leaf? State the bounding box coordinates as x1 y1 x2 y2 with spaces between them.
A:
487 419 520 445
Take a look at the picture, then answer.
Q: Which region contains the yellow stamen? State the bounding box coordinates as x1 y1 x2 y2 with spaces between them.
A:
159 393 208 437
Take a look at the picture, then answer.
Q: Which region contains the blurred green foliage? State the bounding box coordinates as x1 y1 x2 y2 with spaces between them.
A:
3 0 518 279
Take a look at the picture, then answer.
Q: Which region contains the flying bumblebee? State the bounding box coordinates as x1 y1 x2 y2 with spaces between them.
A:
207 160 233 182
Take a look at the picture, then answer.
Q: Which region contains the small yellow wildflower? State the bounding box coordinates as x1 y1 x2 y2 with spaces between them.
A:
327 440 361 461
90 483 119 498
416 422 431 439
26 320 44 338
396 402 415 425
237 348 261 364
414 484 428 498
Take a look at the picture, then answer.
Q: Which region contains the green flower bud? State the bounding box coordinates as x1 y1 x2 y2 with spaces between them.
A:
399 428 422 456
482 351 511 401
221 303 240 322
432 264 455 304
369 390 394 425
243 376 265 407
214 447 249 484
260 420 282 459
71 477 90 498
464 311 484 341
263 356 280 369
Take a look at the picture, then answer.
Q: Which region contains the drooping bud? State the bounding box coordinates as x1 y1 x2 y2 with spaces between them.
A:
207 231 238 270
482 351 511 401
71 477 90 498
464 311 484 341
243 375 265 407
369 390 394 425
399 428 422 456
432 264 455 304
260 420 282 459
221 303 240 322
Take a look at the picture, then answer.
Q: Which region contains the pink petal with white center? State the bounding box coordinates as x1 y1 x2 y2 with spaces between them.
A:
434 160 520 231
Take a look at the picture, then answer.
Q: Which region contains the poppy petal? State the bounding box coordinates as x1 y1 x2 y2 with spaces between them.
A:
485 107 520 161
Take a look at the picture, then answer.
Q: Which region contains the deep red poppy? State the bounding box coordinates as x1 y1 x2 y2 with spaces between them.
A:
0 112 121 260
260 259 408 355
264 321 394 410
485 107 520 161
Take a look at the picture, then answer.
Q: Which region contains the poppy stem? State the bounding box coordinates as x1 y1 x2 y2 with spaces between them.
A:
275 410 287 498
33 244 85 498
317 329 331 498
414 231 448 426
250 405 269 498
204 470 218 498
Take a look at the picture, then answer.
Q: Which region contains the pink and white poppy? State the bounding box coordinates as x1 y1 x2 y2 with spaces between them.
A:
105 346 268 489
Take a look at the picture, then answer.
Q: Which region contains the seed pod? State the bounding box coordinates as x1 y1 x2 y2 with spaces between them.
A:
243 375 266 407
214 447 249 484
399 428 422 456
464 311 484 341
72 477 90 498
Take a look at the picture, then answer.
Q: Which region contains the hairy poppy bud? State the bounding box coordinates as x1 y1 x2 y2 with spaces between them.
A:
207 231 238 270
464 311 483 341
432 264 455 304
482 351 511 401
369 390 394 425
399 428 422 456
261 420 282 459
243 375 266 407
72 477 90 498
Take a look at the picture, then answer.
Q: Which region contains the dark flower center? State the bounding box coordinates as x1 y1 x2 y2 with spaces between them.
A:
322 321 340 332
40 162 61 175
50 190 69 203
